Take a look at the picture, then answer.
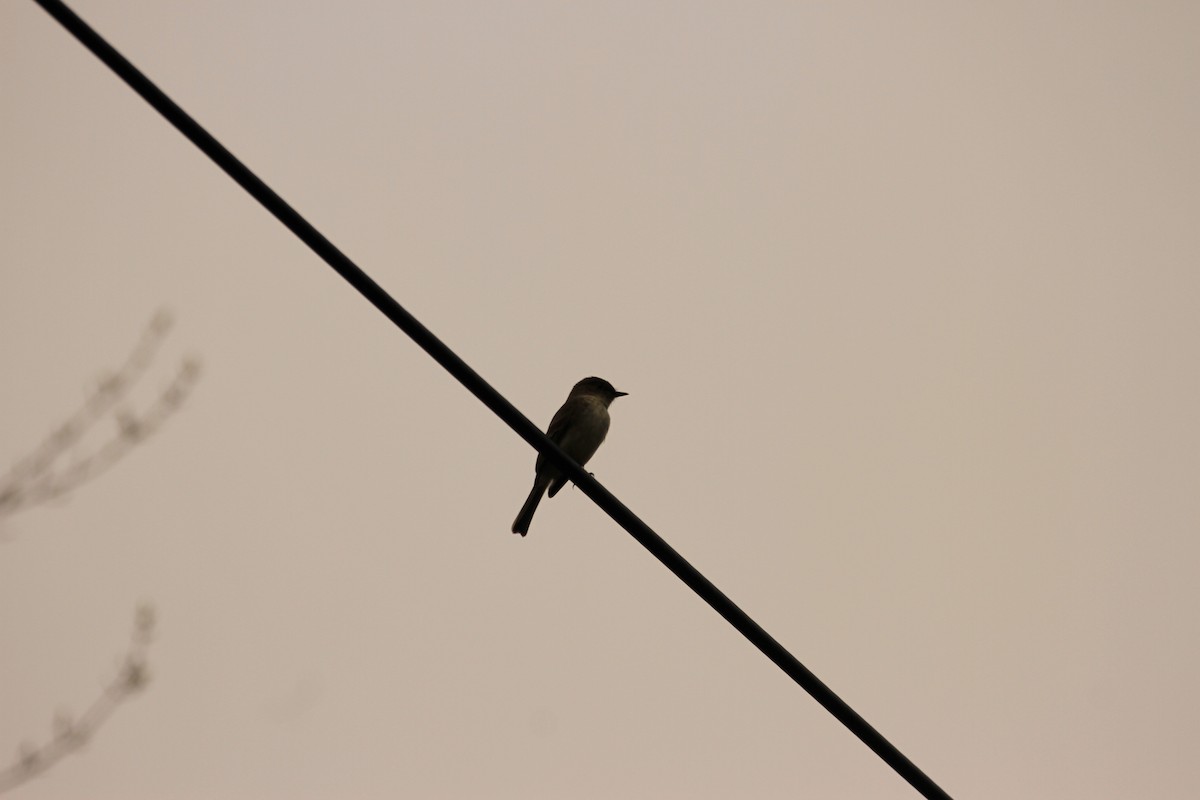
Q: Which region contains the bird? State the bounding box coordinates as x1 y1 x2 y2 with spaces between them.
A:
511 377 627 536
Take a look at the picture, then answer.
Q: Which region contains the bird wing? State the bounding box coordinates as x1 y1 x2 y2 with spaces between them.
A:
544 398 580 444
537 398 580 494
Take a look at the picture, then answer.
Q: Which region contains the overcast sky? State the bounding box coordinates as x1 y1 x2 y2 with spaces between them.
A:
3 2 1199 798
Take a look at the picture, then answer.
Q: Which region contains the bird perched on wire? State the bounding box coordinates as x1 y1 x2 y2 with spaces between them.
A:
512 377 628 536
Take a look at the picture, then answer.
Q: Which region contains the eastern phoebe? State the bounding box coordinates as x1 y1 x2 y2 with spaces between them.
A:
511 376 628 536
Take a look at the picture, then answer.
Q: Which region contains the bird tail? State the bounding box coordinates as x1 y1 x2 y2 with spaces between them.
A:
512 478 549 536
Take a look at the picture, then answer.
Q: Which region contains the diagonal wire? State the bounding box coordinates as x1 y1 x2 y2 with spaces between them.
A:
29 2 954 797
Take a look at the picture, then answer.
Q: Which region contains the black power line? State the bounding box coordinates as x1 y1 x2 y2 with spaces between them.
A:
30 2 955 798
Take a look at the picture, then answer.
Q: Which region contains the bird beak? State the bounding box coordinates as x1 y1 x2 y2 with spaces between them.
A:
614 391 629 398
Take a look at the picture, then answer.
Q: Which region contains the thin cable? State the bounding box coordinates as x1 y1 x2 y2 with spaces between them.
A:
30 2 953 797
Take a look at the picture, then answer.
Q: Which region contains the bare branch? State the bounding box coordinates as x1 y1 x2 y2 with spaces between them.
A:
0 605 156 794
0 311 201 518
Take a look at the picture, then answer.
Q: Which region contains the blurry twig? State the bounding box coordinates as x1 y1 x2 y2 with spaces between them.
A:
0 311 201 518
0 605 156 795
0 311 193 792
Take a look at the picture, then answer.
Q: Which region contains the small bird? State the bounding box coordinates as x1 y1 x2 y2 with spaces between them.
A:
512 377 627 536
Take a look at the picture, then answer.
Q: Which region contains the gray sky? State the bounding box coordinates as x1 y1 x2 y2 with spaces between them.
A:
3 2 1199 798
